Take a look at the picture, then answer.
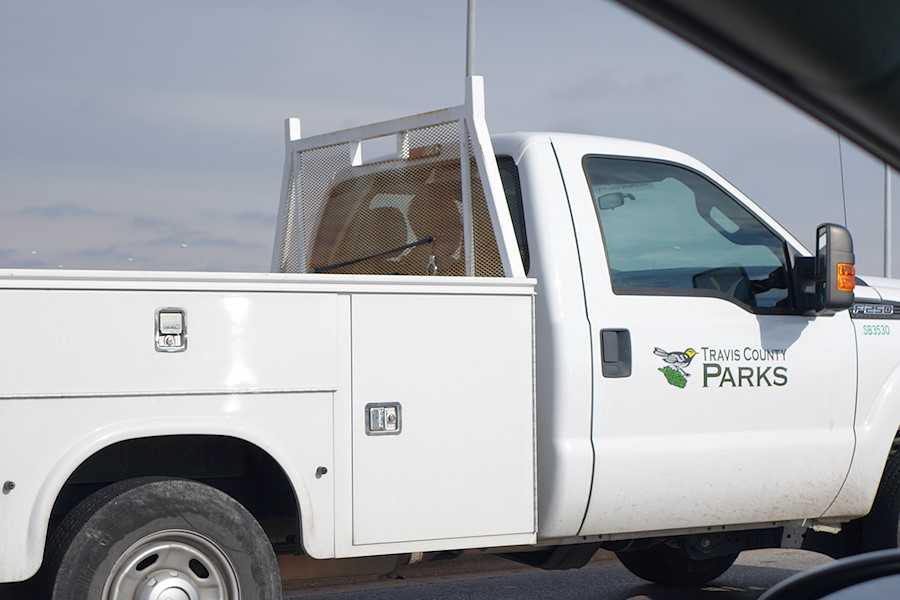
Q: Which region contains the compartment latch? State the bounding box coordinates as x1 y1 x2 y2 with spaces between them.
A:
365 403 401 435
155 308 187 352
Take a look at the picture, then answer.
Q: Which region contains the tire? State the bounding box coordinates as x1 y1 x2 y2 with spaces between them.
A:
615 543 739 587
862 449 900 550
44 477 281 600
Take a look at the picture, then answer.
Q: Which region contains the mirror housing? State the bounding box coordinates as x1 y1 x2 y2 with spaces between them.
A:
596 192 634 211
814 223 855 315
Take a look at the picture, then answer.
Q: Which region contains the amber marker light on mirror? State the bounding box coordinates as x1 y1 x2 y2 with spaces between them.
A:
837 263 856 292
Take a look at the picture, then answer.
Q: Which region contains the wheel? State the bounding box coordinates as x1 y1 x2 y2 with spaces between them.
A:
44 477 281 600
615 543 739 586
862 449 900 550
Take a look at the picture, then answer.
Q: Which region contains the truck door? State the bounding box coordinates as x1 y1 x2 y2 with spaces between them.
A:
554 143 857 536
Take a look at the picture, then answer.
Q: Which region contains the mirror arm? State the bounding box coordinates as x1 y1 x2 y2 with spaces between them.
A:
793 256 817 315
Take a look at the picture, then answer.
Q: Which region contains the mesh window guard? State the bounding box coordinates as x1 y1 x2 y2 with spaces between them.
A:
271 77 522 278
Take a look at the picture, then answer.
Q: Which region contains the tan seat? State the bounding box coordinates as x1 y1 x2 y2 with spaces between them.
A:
405 185 464 276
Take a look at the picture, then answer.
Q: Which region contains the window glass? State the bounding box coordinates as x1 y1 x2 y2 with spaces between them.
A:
497 156 530 274
584 157 790 310
310 161 469 276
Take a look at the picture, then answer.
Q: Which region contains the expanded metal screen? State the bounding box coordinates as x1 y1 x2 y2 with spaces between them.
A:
274 119 503 277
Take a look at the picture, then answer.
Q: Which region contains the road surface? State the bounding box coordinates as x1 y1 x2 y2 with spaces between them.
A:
281 549 833 599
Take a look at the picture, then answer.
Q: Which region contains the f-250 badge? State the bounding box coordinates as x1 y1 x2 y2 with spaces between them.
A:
654 347 696 388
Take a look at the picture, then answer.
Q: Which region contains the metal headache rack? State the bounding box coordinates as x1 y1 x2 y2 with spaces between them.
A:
271 77 525 279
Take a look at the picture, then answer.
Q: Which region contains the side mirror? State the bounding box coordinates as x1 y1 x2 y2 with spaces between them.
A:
815 223 855 315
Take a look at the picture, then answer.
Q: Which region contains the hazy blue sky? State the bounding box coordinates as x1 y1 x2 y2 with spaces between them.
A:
0 1 892 275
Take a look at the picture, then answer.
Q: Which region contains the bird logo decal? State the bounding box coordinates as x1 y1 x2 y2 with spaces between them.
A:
654 347 696 388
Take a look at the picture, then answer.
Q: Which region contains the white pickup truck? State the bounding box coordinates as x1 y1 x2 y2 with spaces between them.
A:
2 77 898 599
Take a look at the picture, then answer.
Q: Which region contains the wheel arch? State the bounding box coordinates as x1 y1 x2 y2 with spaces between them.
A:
50 434 302 541
25 418 329 580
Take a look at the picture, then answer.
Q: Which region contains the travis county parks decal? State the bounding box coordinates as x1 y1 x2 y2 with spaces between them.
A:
654 346 788 389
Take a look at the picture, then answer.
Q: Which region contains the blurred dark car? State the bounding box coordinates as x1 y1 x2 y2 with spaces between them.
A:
759 549 900 600
616 0 900 170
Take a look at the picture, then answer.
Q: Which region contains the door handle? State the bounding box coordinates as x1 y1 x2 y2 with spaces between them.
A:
601 329 631 378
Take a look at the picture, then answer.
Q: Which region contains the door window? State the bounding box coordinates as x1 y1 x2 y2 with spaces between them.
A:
583 157 791 312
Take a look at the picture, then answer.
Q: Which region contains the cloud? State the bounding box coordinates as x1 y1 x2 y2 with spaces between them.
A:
18 203 114 219
66 244 141 265
144 232 261 250
224 211 276 227
131 216 177 229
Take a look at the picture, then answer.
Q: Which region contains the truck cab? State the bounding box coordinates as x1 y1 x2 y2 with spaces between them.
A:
492 133 861 543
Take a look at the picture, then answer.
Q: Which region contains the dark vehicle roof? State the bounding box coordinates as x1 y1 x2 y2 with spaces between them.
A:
615 0 900 169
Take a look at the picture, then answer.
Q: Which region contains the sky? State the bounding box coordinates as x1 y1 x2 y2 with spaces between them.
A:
0 1 893 276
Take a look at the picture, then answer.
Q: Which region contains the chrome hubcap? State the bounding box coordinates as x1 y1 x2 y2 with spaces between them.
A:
102 530 239 600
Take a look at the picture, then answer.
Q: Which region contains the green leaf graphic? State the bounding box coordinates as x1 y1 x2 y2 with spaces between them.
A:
659 366 687 388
